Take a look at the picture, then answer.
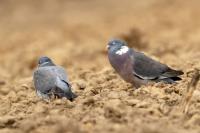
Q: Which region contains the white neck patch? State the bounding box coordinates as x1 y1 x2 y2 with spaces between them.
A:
115 46 129 55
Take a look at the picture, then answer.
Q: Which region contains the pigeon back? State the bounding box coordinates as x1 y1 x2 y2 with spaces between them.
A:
34 67 57 93
53 66 69 81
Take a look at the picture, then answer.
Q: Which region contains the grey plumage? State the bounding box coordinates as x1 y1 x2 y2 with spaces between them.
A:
107 39 184 88
33 56 77 101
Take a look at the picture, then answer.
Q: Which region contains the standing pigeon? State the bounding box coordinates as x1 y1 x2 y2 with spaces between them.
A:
107 39 184 88
33 56 77 101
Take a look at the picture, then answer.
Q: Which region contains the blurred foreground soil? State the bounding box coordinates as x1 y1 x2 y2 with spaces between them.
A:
0 0 200 133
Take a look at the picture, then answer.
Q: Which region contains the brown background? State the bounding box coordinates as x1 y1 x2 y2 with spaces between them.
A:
0 0 200 133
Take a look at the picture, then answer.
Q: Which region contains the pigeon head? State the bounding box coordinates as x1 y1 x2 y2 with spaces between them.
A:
107 39 129 55
38 56 55 67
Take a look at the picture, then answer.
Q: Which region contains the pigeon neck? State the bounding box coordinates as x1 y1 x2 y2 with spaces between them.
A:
39 62 55 67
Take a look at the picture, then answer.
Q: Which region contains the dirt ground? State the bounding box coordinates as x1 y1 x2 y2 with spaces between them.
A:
0 0 200 133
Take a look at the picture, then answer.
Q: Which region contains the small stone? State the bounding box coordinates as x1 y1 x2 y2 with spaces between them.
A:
135 101 149 108
76 80 86 90
0 80 6 86
193 90 200 101
73 80 87 91
21 84 30 90
0 87 9 95
125 99 140 106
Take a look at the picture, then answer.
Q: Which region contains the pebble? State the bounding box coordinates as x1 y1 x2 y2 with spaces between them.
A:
0 87 9 95
125 99 140 106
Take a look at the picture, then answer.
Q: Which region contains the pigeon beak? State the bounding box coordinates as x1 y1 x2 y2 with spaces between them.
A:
106 45 110 50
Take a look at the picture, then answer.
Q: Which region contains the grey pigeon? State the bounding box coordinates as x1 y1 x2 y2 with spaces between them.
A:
33 56 77 101
107 39 184 88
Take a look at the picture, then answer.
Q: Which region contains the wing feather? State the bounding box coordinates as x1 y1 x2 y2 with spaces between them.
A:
131 50 183 80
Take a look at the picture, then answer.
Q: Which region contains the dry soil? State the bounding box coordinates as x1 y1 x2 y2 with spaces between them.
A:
0 0 200 133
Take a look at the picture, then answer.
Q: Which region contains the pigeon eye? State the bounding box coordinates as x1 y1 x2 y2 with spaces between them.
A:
38 60 42 64
39 58 50 64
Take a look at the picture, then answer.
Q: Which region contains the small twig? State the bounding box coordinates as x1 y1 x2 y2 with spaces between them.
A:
182 69 200 114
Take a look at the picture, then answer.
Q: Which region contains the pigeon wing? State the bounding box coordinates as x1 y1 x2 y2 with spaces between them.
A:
53 66 71 90
130 50 171 80
55 72 77 101
53 66 69 82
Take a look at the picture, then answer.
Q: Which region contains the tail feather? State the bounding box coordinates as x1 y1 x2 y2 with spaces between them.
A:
156 77 182 84
170 76 182 81
55 77 77 101
159 78 176 84
157 68 183 83
65 91 77 102
162 68 184 78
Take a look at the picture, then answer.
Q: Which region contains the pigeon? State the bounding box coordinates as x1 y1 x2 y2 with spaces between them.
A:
107 39 184 88
33 56 77 101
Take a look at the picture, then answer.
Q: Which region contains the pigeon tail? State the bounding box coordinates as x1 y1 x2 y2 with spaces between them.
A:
65 92 77 102
55 77 77 101
157 69 183 84
162 68 184 78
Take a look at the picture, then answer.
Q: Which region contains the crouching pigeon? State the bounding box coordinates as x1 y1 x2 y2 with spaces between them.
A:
33 56 77 101
107 39 184 88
